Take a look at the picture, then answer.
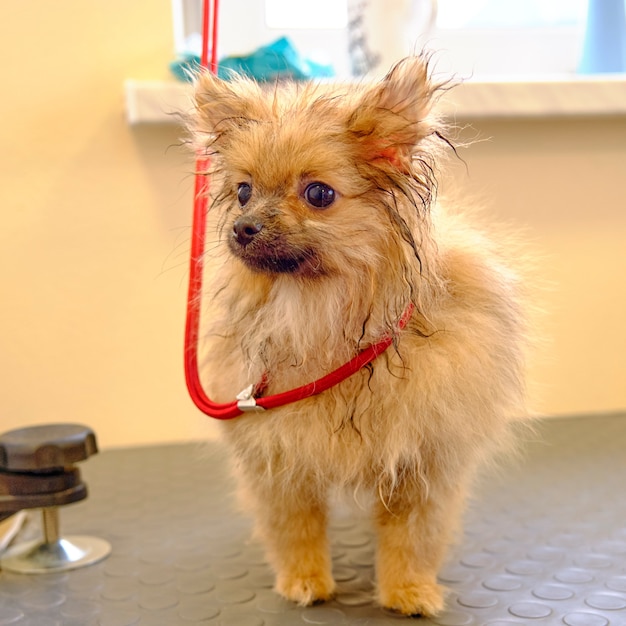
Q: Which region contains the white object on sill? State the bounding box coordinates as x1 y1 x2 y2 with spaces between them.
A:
124 74 626 125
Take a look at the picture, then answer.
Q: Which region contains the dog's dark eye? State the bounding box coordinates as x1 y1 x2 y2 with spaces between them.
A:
304 182 335 209
237 182 252 207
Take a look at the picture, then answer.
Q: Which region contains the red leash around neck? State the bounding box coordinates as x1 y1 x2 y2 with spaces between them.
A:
183 0 414 420
185 299 414 420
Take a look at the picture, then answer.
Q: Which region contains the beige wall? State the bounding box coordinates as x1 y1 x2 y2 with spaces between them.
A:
1 2 625 448
449 117 626 417
1 1 219 447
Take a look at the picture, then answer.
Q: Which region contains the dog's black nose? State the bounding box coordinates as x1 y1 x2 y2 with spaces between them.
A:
233 215 263 246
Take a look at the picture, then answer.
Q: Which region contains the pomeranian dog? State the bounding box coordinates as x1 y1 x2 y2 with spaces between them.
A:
189 55 528 617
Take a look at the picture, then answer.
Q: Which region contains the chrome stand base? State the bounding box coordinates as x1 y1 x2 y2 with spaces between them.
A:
0 535 111 574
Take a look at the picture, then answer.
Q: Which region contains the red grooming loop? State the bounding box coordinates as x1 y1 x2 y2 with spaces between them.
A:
183 0 413 419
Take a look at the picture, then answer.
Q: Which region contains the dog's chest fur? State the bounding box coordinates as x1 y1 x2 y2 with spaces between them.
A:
203 239 523 496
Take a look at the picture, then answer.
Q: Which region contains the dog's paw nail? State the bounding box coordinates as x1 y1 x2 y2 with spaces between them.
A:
380 581 445 617
276 572 336 607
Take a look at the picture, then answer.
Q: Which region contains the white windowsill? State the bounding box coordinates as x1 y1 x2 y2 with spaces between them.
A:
124 74 626 125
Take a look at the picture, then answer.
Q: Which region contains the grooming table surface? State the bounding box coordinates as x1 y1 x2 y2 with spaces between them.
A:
1 415 625 626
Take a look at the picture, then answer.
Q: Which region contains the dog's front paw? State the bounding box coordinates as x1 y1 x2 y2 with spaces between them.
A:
378 580 446 617
276 571 336 606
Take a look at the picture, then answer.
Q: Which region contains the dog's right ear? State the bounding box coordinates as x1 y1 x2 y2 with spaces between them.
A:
346 56 439 173
192 71 264 146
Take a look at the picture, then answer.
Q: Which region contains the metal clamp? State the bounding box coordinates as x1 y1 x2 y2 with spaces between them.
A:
236 384 265 412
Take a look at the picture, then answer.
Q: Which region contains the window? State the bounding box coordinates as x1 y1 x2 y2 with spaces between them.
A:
172 0 351 77
265 0 347 30
172 0 592 79
437 0 586 29
428 0 589 76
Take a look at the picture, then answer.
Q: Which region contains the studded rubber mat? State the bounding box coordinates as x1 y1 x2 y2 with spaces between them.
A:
1 414 626 626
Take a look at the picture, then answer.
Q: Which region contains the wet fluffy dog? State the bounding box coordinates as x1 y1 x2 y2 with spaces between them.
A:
190 56 528 617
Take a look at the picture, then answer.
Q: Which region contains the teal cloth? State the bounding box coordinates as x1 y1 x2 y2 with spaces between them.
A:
170 37 334 82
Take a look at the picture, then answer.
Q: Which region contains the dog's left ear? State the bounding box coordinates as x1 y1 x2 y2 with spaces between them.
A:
348 56 437 172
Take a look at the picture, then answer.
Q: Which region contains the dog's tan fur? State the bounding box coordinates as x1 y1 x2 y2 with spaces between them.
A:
190 56 529 617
